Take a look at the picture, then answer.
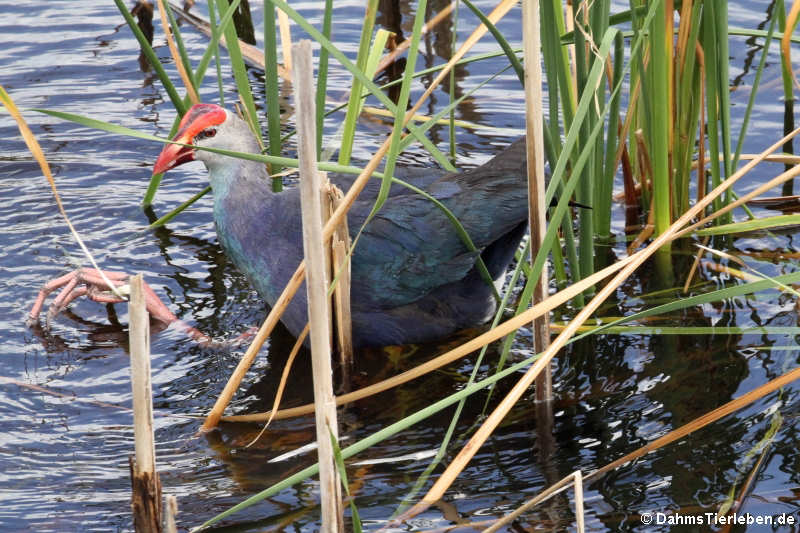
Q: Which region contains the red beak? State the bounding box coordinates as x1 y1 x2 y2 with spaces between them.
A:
153 103 227 175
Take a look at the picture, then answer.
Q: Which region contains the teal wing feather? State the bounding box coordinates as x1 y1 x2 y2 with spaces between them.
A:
344 138 529 310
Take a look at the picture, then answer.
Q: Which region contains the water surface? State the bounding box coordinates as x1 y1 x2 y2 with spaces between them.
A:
1 1 799 531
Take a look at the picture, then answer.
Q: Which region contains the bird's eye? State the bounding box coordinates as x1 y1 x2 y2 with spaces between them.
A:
198 128 217 140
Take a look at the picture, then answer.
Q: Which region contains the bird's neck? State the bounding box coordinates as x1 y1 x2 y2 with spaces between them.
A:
208 157 281 301
208 156 275 247
207 156 271 198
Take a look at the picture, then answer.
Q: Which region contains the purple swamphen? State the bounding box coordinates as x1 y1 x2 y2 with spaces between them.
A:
31 103 536 347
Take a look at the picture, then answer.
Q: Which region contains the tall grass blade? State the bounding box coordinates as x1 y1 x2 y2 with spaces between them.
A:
114 0 187 115
315 0 333 159
269 0 452 168
733 9 779 168
207 0 226 105
338 0 380 167
215 0 261 144
461 0 524 84
330 431 363 533
263 0 283 190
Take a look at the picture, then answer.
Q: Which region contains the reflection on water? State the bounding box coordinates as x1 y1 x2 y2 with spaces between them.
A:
1 0 799 531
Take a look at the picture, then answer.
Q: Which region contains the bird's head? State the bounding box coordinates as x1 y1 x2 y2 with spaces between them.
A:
153 103 258 175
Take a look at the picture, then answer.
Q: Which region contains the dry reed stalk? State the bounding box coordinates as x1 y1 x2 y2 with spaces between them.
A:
575 470 585 532
521 0 551 401
701 260 762 284
293 40 342 532
129 274 163 532
129 274 156 475
203 2 518 429
325 184 354 377
683 235 710 293
277 7 292 72
245 323 309 447
155 0 199 103
735 154 800 164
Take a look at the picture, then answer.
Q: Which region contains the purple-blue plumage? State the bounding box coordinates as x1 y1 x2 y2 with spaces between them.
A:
168 104 531 347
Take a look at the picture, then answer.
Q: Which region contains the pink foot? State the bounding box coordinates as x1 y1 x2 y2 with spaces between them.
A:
28 268 214 345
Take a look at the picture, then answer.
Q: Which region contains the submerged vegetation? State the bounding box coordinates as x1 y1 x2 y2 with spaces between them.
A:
5 0 800 530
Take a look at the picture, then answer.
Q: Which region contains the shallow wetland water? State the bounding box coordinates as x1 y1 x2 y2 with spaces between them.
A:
1 1 799 531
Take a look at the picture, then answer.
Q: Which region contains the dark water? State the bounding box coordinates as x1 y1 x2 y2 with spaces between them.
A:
1 1 799 531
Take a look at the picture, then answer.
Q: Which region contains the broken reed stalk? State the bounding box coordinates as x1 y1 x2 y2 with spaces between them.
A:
293 39 342 533
128 274 163 533
324 183 354 383
164 495 178 533
393 125 800 523
200 2 514 430
521 0 551 401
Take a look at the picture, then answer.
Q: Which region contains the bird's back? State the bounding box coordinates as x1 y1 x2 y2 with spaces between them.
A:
216 138 530 347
